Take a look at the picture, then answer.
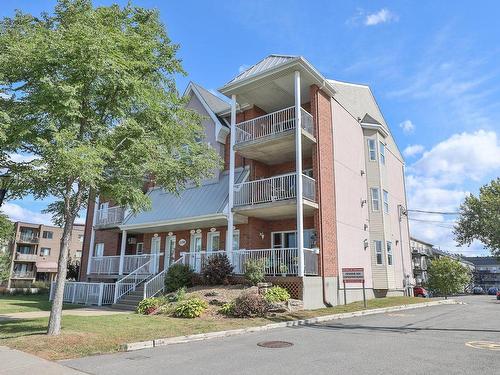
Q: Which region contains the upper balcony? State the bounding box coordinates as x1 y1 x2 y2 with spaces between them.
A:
233 172 317 219
95 206 125 228
234 107 316 164
17 233 39 244
15 252 37 262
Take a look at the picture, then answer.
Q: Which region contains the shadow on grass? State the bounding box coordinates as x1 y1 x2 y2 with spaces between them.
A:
0 319 48 339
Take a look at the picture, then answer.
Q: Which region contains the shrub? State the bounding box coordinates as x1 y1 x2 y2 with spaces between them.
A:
244 259 266 285
263 286 291 303
174 297 208 318
165 264 194 292
202 254 233 285
137 297 163 315
32 281 50 293
218 302 235 316
232 292 268 317
166 287 186 303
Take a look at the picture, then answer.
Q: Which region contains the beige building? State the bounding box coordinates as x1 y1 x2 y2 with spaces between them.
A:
6 222 85 288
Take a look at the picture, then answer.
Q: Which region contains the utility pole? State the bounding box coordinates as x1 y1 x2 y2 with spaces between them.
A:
398 204 409 296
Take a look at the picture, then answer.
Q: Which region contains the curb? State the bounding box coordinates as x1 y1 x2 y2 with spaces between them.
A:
123 299 460 351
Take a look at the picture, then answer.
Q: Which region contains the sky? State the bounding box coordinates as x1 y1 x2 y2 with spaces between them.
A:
1 1 499 256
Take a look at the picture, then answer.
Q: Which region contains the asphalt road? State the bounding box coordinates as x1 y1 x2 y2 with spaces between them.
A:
63 295 500 375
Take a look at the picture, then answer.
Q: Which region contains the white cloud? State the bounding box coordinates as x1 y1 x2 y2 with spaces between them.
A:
403 144 425 158
365 9 398 26
7 152 38 163
2 202 53 225
399 120 415 134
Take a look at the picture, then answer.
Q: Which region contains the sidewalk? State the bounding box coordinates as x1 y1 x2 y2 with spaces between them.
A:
0 307 131 321
0 346 85 375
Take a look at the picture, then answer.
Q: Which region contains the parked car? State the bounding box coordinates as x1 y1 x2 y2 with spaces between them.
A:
413 286 429 298
497 290 500 300
488 287 499 295
472 287 484 295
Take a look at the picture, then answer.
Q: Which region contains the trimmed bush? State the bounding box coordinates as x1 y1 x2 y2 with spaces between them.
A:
174 297 208 318
263 286 291 303
202 254 233 285
137 297 162 315
165 264 194 292
244 259 266 285
232 292 268 318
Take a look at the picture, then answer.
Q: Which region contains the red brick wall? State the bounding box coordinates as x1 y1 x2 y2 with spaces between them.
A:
311 85 338 277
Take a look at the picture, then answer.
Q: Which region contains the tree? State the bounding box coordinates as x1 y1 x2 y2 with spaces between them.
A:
0 212 14 284
0 0 220 335
427 257 471 298
66 256 80 280
454 178 500 257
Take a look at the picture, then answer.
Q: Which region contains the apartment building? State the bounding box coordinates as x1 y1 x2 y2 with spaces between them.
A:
464 257 500 290
6 222 85 288
79 55 412 308
410 237 433 285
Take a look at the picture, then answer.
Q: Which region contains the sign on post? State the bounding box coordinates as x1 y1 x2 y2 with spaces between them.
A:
342 267 366 307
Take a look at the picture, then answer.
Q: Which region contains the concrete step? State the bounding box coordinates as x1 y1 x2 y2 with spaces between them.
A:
111 303 137 311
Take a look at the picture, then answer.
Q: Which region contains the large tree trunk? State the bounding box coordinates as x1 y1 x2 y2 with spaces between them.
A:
47 215 74 336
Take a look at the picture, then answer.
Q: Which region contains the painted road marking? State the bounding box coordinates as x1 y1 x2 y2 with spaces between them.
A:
387 313 414 317
465 341 500 351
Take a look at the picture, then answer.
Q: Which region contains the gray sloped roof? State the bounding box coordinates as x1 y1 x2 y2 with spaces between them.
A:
192 83 230 115
123 170 246 226
226 55 298 85
463 257 500 266
361 113 381 125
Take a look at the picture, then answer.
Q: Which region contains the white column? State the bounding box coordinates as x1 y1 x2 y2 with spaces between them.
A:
86 196 99 275
226 94 237 255
118 230 127 275
295 71 305 277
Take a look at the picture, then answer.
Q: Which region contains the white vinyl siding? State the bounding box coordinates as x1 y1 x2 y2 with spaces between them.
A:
375 240 383 265
370 187 380 211
387 241 393 265
379 142 386 165
368 139 377 161
383 190 389 213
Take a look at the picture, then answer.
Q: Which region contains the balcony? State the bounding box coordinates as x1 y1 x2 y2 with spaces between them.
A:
95 206 125 228
15 252 37 262
17 234 39 244
233 173 317 219
12 270 35 279
234 107 316 164
89 254 153 275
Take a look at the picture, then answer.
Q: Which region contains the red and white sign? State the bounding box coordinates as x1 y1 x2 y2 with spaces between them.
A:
342 267 364 283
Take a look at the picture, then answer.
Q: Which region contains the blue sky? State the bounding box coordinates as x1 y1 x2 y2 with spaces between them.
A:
2 1 499 255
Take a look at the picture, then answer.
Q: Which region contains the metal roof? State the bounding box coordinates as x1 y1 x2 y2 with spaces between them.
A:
191 83 230 115
226 55 298 85
463 257 500 266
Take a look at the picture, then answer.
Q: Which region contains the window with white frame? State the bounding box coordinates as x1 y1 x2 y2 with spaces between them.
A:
40 247 50 256
387 241 393 265
379 142 386 165
368 139 377 161
136 242 144 255
383 190 389 213
207 232 220 251
94 243 104 257
375 240 383 265
370 187 380 211
233 230 240 250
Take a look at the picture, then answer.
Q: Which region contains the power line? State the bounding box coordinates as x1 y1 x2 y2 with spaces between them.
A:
407 209 460 215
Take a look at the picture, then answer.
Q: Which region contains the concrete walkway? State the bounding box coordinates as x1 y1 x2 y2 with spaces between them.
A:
0 346 86 374
0 307 131 321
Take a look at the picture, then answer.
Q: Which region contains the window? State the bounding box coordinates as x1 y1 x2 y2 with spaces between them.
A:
370 187 380 211
375 240 383 265
379 142 386 165
368 139 377 161
383 190 389 213
207 232 220 251
387 241 393 265
233 230 240 250
136 242 144 255
42 231 53 239
94 243 104 257
75 250 82 258
40 247 51 256
78 234 84 243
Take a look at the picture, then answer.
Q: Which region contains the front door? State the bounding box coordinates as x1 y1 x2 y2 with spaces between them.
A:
150 236 161 274
190 233 202 272
164 236 176 270
207 232 220 253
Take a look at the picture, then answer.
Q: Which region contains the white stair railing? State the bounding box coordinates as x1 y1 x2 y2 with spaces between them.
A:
143 269 166 299
114 259 154 303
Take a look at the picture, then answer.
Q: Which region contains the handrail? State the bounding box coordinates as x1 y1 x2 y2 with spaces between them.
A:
114 259 154 303
143 269 167 299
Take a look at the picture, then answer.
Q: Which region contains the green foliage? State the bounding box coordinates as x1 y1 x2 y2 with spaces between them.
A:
427 257 471 298
0 251 11 285
454 178 500 257
165 287 186 302
173 297 207 318
165 264 194 292
137 297 163 315
232 292 268 318
263 286 291 303
0 213 13 243
244 259 266 285
218 302 235 316
202 253 233 285
66 257 80 280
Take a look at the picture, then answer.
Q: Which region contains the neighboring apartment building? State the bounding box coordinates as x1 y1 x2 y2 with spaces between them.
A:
463 256 500 290
6 222 85 288
79 55 412 308
410 237 433 286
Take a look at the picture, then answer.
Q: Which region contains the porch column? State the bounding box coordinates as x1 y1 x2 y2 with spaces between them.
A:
118 230 127 276
226 94 237 255
86 195 99 275
295 71 305 277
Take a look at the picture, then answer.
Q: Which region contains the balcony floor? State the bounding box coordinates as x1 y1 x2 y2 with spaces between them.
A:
233 198 317 220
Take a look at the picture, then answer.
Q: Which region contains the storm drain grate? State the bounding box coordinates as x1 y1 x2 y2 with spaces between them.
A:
257 341 294 348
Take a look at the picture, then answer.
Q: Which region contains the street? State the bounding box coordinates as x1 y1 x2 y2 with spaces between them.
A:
63 295 500 375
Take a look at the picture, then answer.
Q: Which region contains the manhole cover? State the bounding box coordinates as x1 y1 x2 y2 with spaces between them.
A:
465 341 500 351
257 341 294 348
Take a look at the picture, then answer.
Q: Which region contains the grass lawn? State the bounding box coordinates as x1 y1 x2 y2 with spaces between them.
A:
0 296 430 360
0 294 81 314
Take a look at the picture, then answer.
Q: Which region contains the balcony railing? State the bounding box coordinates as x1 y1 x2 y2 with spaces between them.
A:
12 270 35 279
89 254 153 275
234 173 316 207
18 234 39 244
16 253 37 262
235 106 314 145
95 206 125 227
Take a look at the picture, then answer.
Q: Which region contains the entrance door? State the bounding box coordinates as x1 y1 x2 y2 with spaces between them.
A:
190 233 202 272
164 236 176 270
207 232 220 253
150 237 161 274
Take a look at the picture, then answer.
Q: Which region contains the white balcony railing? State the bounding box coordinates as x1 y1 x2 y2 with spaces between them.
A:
16 253 37 261
49 281 127 306
234 173 316 207
89 254 153 275
179 248 319 276
235 106 314 145
95 206 125 227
